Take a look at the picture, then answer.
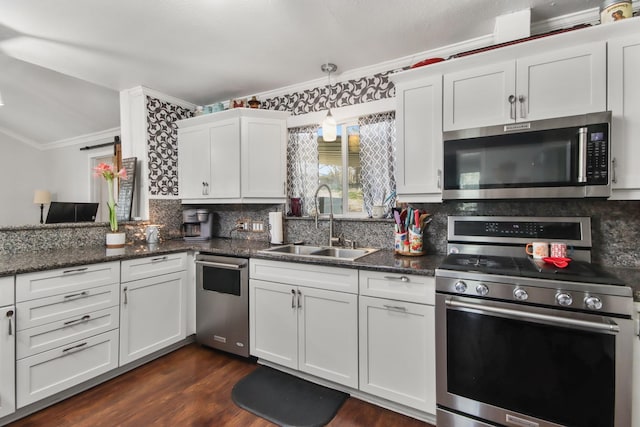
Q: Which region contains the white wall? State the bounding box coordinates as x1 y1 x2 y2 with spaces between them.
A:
0 131 118 227
0 133 48 226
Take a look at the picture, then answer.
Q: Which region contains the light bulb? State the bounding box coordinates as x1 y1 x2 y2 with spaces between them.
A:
322 110 337 142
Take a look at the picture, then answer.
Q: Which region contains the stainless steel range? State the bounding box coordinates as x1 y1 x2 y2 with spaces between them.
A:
435 216 634 427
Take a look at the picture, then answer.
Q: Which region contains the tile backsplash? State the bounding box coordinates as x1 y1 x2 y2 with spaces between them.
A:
149 198 640 268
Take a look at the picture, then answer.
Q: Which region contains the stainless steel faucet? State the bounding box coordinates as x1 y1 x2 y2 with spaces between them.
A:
314 184 340 246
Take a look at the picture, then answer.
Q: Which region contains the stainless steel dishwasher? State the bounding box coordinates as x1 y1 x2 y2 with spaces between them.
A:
195 254 249 357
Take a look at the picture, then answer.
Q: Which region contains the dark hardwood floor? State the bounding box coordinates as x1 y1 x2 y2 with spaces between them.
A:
9 343 434 427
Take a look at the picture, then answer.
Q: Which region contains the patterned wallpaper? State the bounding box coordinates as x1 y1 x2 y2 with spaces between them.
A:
146 96 193 196
262 71 395 115
144 71 396 196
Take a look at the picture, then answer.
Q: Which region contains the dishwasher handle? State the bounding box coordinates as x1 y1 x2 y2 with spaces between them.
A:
195 260 247 270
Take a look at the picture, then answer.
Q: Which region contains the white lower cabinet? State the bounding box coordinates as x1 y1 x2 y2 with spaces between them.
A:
16 329 119 407
358 271 436 414
119 257 187 366
0 303 16 418
632 303 640 426
359 296 436 413
249 259 359 388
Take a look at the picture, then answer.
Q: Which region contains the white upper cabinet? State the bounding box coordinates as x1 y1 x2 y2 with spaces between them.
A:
178 109 289 203
392 73 443 203
443 42 606 131
608 35 640 199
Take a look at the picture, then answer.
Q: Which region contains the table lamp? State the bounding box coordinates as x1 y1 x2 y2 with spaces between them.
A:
33 190 51 224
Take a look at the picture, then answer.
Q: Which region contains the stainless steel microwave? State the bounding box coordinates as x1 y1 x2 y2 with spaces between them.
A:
442 111 612 200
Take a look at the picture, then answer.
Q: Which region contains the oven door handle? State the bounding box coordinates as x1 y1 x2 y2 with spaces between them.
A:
446 299 621 333
195 260 246 270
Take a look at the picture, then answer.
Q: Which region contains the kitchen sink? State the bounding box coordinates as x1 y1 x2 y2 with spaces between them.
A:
258 244 378 261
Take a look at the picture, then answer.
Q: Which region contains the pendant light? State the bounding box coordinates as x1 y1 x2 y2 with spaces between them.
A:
321 63 337 142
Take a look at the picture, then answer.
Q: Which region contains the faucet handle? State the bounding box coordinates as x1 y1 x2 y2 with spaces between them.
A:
331 234 344 247
343 238 356 249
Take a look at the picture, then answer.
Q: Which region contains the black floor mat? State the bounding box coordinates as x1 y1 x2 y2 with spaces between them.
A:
231 366 349 427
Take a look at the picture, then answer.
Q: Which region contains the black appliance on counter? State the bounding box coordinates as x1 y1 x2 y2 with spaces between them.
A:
436 216 633 427
45 202 99 223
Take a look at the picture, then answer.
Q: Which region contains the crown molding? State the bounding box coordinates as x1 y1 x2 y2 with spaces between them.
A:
0 126 41 149
43 127 121 150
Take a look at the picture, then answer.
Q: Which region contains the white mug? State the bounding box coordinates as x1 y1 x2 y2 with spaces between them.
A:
145 225 160 244
525 241 549 259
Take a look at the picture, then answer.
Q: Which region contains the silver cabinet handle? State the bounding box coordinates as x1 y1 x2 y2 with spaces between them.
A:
62 342 88 355
123 286 128 305
64 291 89 300
195 260 245 270
437 169 442 189
508 95 516 120
297 289 302 309
383 305 407 312
63 267 88 275
202 181 207 195
63 314 91 326
518 95 526 118
151 256 168 262
383 275 410 282
6 310 13 336
291 289 296 309
612 157 617 184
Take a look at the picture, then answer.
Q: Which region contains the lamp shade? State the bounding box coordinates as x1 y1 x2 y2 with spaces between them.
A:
322 110 337 142
33 190 51 205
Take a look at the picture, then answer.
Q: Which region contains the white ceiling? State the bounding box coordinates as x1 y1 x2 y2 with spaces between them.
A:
0 0 607 147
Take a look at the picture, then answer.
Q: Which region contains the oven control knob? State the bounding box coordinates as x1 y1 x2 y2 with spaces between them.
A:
513 288 528 301
585 296 603 310
476 284 489 296
454 281 467 293
556 293 573 306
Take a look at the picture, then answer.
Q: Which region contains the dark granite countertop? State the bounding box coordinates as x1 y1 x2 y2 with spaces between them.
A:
1 238 636 301
0 238 444 278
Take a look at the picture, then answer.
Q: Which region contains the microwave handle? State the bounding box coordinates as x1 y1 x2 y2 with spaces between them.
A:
577 127 587 183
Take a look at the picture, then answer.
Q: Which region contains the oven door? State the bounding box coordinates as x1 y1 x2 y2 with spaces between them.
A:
435 293 633 427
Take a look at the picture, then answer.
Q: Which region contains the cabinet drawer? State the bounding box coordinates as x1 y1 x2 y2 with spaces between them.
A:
121 252 187 282
0 275 13 306
250 259 358 294
16 262 120 302
16 329 119 408
17 306 119 359
359 270 435 304
16 284 119 331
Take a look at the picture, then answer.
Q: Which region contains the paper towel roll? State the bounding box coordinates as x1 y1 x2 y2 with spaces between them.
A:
269 212 283 244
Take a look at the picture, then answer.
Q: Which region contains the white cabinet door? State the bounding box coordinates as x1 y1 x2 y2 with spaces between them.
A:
443 42 606 131
209 118 241 199
119 271 187 365
178 125 211 199
0 305 15 418
359 296 436 414
249 279 298 369
443 62 514 131
241 116 287 199
609 36 640 199
633 303 640 427
518 42 606 122
395 75 443 202
298 287 358 388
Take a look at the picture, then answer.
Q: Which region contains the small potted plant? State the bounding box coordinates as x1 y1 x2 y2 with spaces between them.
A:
93 162 128 248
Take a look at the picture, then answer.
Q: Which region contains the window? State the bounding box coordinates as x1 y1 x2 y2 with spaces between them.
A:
317 122 363 216
287 112 396 218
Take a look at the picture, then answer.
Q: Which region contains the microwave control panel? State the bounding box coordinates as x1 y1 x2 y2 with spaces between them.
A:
586 125 608 185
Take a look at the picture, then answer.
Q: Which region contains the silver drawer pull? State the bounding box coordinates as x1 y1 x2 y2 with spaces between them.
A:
151 256 168 262
383 305 407 312
195 261 245 270
291 289 296 309
383 275 409 283
7 310 14 336
64 291 89 300
63 267 88 275
62 342 88 354
63 314 91 326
